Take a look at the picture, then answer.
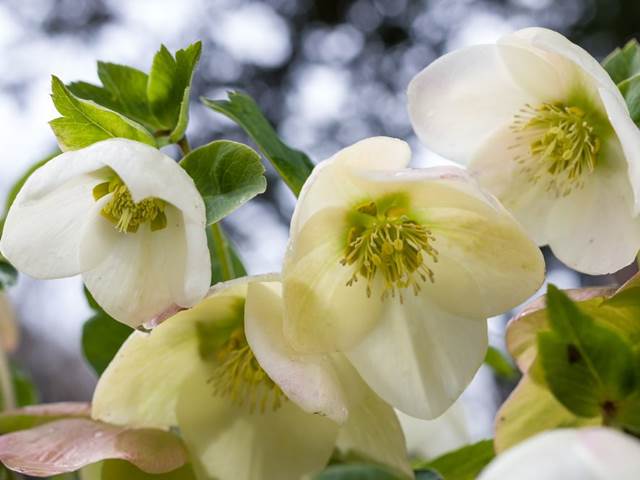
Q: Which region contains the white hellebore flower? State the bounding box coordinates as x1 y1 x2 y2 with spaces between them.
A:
409 27 640 274
91 275 412 480
0 139 210 327
281 136 545 419
478 427 640 480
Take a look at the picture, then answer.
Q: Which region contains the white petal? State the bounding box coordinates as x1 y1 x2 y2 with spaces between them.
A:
479 428 640 480
346 293 488 419
176 366 338 480
0 151 103 278
408 44 541 165
599 87 640 214
290 137 411 236
245 280 350 423
505 28 623 103
80 206 210 327
397 398 471 459
283 208 384 353
469 126 557 245
331 357 413 479
92 282 247 428
546 154 640 274
84 139 206 223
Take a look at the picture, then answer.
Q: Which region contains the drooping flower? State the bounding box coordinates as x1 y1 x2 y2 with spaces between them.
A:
91 275 412 480
281 136 545 419
408 27 640 274
478 428 640 480
0 138 210 327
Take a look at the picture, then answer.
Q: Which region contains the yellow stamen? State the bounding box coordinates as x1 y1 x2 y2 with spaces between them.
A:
510 103 601 197
208 328 285 413
93 177 167 233
341 199 438 302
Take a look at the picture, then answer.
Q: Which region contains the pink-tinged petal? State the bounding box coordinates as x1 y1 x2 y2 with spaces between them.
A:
0 418 187 477
0 402 91 434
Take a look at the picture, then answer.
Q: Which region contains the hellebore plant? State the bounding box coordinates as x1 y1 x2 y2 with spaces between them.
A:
281 136 545 419
409 27 640 274
3 29 640 480
0 138 211 327
91 276 412 480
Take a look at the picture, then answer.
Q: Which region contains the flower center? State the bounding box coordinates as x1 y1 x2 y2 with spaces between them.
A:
93 177 167 233
208 328 285 413
341 200 438 302
510 103 601 197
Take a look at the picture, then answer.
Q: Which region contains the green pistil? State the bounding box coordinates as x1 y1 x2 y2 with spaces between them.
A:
341 199 438 302
93 177 167 233
209 328 285 413
511 103 601 197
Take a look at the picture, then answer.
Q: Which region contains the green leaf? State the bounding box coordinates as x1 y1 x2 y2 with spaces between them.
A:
484 346 518 380
10 363 38 407
0 260 17 291
49 76 156 151
68 62 157 131
100 460 197 480
82 287 132 375
314 464 401 480
618 74 640 126
202 92 315 196
147 42 201 141
207 224 247 284
539 285 637 419
180 140 266 225
417 440 495 480
603 39 640 84
82 311 132 375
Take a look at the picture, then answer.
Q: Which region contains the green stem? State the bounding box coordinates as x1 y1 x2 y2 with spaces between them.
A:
177 136 192 155
211 223 234 282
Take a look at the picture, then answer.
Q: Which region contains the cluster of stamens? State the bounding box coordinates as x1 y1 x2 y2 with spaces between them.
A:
510 103 600 197
341 200 438 302
93 177 167 233
208 328 285 413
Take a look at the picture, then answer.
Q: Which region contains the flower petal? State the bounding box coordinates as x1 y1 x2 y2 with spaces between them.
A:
331 357 413 479
290 137 411 236
494 374 599 453
408 44 541 165
0 418 187 476
0 151 103 278
346 293 488 419
92 282 247 429
80 206 210 327
175 366 338 480
469 126 558 245
85 139 206 223
245 280 350 423
482 427 640 480
422 205 544 318
283 208 384 353
504 28 622 102
546 154 640 274
599 86 640 214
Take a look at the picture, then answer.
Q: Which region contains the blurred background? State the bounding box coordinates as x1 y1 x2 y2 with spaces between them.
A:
0 0 638 444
